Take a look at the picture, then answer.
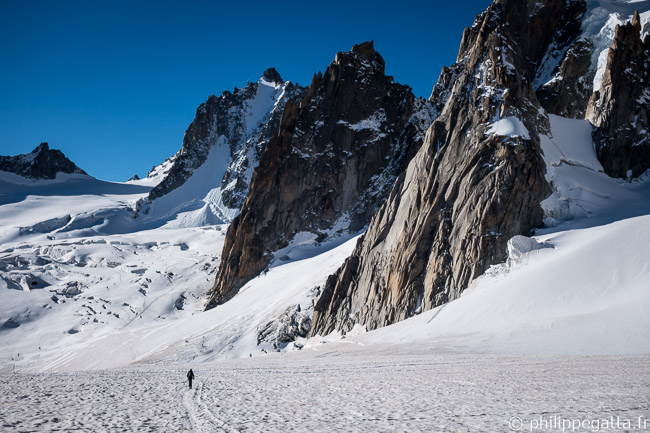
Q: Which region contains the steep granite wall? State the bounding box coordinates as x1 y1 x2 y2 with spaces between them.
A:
310 0 561 335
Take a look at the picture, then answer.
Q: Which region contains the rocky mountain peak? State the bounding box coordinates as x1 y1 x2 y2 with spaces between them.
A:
0 142 88 180
335 40 384 69
310 1 650 337
33 142 50 154
302 41 390 127
134 66 308 227
143 72 307 214
261 67 283 84
310 0 567 336
207 43 435 308
350 40 377 57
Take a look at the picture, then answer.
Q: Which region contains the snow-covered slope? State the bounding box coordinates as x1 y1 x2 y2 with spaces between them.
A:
139 137 235 227
0 172 226 371
0 172 150 243
343 212 650 354
3 228 358 372
541 114 650 227
135 72 306 228
3 106 650 372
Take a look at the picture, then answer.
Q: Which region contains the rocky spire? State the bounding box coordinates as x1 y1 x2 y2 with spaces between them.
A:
206 42 435 309
586 10 650 179
310 0 560 336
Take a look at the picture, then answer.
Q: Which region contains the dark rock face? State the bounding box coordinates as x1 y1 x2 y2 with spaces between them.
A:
536 39 594 118
310 0 558 336
586 12 650 179
145 71 306 214
0 143 88 179
207 42 435 308
262 67 283 84
532 0 591 117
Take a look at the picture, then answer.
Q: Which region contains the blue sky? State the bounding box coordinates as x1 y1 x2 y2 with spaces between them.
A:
1 0 491 181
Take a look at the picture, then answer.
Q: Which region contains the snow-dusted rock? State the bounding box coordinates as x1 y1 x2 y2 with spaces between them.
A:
136 69 307 226
586 11 650 179
208 41 435 308
0 142 88 180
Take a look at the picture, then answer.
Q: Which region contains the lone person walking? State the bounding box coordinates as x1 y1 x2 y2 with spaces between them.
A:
187 369 194 389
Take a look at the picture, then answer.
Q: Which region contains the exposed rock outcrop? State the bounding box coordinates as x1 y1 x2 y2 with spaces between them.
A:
207 42 435 308
310 0 559 335
531 3 650 179
532 0 590 117
536 39 594 118
586 11 650 179
0 143 88 179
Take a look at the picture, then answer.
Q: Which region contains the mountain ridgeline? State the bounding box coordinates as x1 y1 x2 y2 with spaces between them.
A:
2 0 649 375
74 0 646 336
308 0 650 335
198 1 650 336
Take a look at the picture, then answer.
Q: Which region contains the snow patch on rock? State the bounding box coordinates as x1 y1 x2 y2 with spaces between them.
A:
486 116 531 139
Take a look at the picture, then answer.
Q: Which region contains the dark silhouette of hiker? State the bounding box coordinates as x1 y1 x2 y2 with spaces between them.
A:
187 369 194 389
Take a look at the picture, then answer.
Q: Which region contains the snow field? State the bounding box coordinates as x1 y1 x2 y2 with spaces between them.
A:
25 234 359 372
349 212 650 355
1 350 649 432
0 225 226 371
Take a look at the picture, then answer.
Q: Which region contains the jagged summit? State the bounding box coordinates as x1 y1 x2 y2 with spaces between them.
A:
310 0 650 336
261 67 283 84
334 40 384 67
136 68 307 226
586 8 650 178
207 42 435 308
33 142 50 153
0 142 88 180
350 40 378 57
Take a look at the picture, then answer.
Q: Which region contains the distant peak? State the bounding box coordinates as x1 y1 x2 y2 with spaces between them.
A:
261 68 283 84
33 142 50 153
335 41 384 67
0 142 87 179
351 41 375 56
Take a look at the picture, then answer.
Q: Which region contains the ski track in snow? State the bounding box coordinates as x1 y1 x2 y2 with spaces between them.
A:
1 350 649 432
183 380 240 433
